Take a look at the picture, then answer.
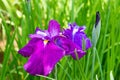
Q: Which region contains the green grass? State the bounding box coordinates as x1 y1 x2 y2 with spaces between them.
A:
0 0 120 80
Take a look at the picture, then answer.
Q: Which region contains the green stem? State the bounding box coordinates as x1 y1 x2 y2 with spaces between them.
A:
96 48 104 80
91 47 96 80
55 65 57 80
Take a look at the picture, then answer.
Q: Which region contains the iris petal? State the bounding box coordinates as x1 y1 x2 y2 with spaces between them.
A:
24 40 65 76
43 42 65 75
61 23 92 59
18 38 41 57
71 49 86 60
63 23 92 50
29 28 48 39
78 26 86 32
74 32 92 50
63 29 72 40
24 39 44 75
55 36 85 59
48 20 60 37
85 38 92 49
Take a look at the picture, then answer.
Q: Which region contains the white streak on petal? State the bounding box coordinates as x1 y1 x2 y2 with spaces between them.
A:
72 27 79 36
36 31 47 36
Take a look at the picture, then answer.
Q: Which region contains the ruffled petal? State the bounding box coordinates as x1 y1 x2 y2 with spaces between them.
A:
24 40 65 76
18 38 41 57
48 20 60 37
63 23 92 50
63 24 85 41
78 26 86 32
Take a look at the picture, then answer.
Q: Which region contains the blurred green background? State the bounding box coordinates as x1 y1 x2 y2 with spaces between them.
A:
0 0 120 80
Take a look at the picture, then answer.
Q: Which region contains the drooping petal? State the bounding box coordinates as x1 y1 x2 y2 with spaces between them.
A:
18 38 41 57
85 38 92 49
43 42 65 75
70 49 86 60
48 20 60 37
55 36 85 59
24 39 44 75
55 36 77 55
24 40 65 76
73 32 84 49
74 31 92 50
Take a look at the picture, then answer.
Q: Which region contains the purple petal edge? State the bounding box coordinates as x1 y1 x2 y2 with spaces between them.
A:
18 38 41 57
48 20 60 37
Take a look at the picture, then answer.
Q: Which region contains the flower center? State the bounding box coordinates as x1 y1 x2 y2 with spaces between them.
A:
44 40 49 46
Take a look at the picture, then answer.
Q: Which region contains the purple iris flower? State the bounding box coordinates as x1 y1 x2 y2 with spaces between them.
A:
18 20 92 76
55 23 92 59
18 20 65 76
64 23 92 50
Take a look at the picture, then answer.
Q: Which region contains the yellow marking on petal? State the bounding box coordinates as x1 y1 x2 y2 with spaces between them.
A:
44 40 48 46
